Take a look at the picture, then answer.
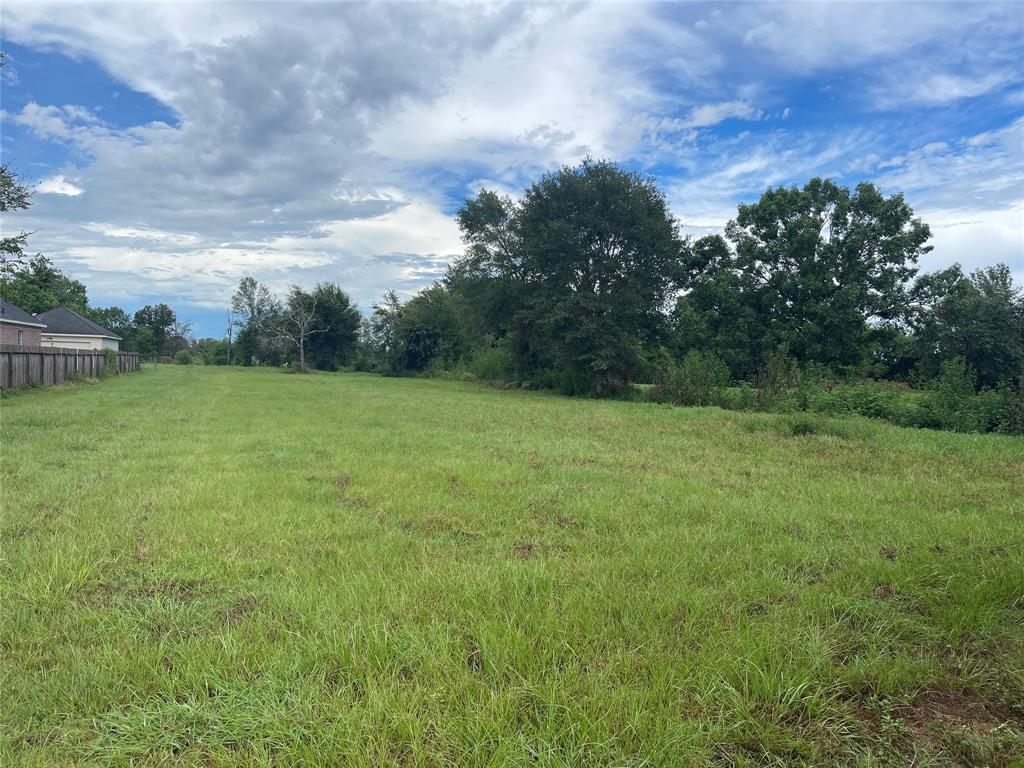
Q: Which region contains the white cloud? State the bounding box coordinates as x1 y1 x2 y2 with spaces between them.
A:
739 3 1018 70
688 101 762 128
920 204 1024 284
37 175 83 196
873 70 1016 109
82 223 200 245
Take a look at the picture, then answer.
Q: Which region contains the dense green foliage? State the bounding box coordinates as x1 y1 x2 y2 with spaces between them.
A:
902 263 1024 388
2 366 1021 765
341 162 1022 434
304 282 361 371
444 159 685 394
226 278 360 372
674 179 931 376
132 303 178 356
230 276 279 366
0 254 89 314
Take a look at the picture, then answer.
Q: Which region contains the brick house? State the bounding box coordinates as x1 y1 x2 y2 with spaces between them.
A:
0 299 47 346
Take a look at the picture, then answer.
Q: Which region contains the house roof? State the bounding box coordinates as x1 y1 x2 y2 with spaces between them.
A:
35 306 121 340
0 298 47 327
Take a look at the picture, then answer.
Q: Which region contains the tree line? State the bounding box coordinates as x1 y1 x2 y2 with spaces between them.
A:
225 160 1022 433
3 156 1021 433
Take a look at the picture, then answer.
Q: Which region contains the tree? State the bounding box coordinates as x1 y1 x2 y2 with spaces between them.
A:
0 254 89 314
133 303 177 355
224 311 234 365
909 263 1024 388
1 52 35 270
0 162 33 271
677 178 932 374
365 290 403 362
195 337 231 365
670 237 767 378
391 285 468 373
88 306 133 337
304 282 360 371
272 286 326 373
133 326 157 357
231 276 276 328
167 320 194 354
231 276 278 365
455 158 686 393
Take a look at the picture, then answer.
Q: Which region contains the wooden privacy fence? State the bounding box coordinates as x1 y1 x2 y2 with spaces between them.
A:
0 345 140 389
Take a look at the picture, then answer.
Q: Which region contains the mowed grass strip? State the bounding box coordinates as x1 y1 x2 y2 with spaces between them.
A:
1 366 1022 766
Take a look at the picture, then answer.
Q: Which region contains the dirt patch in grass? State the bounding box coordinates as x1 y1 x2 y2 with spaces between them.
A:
132 535 151 564
743 593 794 617
447 474 475 500
512 541 537 559
0 523 35 542
847 688 1024 765
224 594 263 623
880 545 898 560
903 689 1023 735
341 495 370 510
872 584 893 600
414 515 482 540
326 474 375 512
20 729 60 747
81 574 211 607
134 577 207 601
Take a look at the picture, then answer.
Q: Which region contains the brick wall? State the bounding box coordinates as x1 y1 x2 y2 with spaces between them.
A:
0 324 43 346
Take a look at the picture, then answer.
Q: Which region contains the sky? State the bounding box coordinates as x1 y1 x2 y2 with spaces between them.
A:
1 1 1022 338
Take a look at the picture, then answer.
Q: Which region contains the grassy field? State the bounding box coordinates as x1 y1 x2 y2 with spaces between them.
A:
2 366 1022 766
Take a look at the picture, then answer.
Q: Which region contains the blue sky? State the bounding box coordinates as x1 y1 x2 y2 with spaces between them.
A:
2 1 1022 337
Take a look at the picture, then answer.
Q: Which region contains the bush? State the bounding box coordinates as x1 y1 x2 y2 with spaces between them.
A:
754 347 801 408
351 352 379 373
100 348 118 378
174 350 193 365
995 381 1024 435
919 358 978 431
471 343 516 383
718 382 758 411
651 350 731 406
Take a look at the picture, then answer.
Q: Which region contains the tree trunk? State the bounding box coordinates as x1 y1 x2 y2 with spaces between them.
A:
299 340 306 373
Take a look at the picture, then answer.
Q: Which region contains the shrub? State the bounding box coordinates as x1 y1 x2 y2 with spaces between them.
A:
652 350 731 406
351 353 379 373
174 350 193 365
995 381 1024 435
920 358 978 431
755 347 801 408
471 343 516 384
100 348 118 378
718 383 758 411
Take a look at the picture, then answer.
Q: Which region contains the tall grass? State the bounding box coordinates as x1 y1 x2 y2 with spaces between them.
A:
1 366 1022 766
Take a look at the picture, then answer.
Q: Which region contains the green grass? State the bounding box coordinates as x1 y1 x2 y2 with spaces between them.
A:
2 366 1022 766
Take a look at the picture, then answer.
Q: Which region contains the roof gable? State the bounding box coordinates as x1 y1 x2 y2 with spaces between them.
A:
35 307 121 340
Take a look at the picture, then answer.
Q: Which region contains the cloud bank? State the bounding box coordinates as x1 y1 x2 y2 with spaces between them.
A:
1 1 1021 333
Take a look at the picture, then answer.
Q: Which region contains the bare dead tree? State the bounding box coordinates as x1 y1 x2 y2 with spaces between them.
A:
225 310 234 365
271 287 327 373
